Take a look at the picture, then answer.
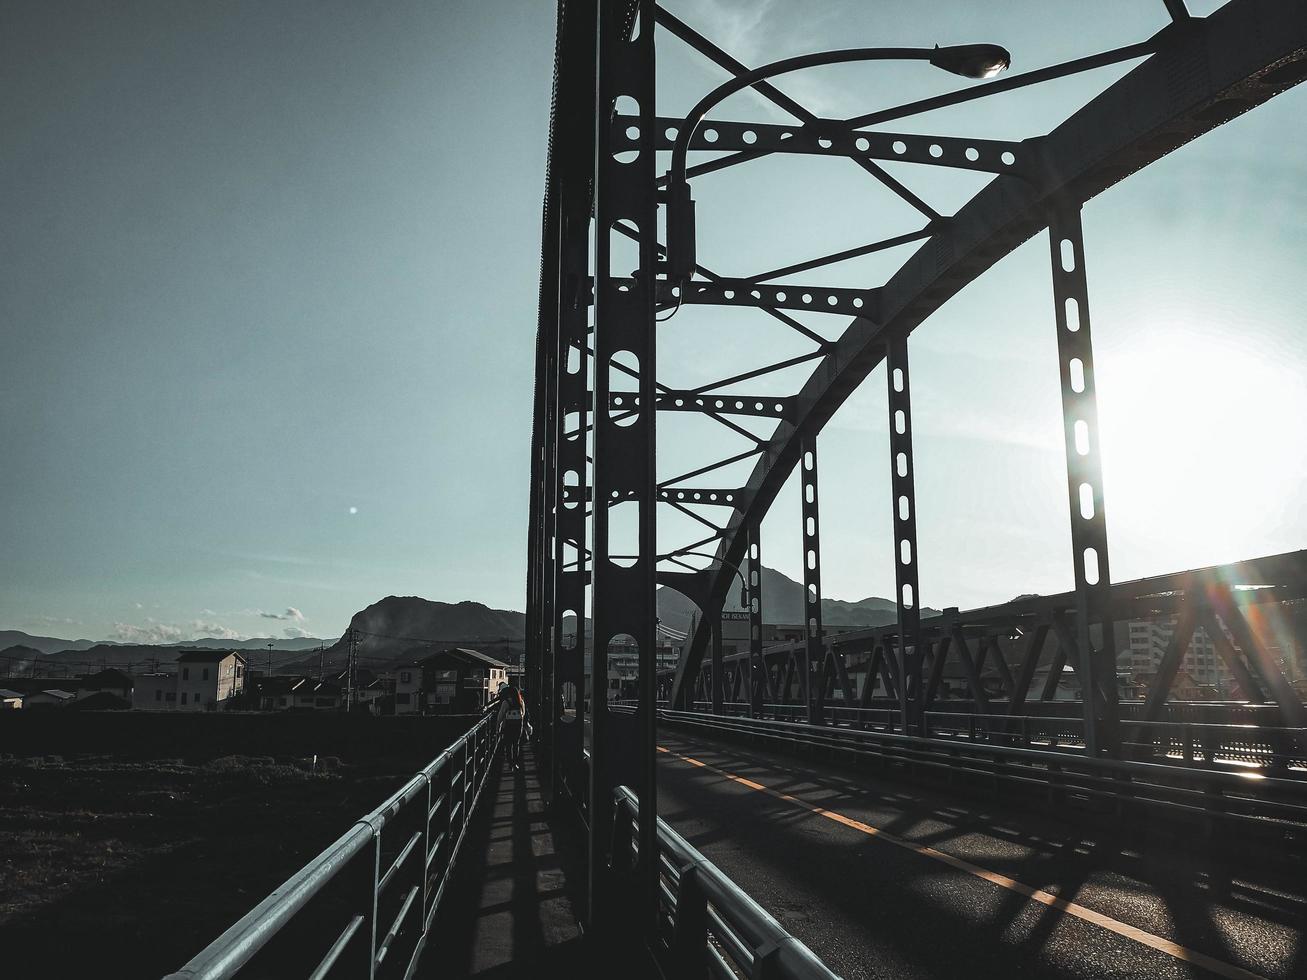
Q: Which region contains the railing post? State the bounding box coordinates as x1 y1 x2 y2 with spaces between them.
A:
420 773 433 926
672 864 709 977
367 829 381 980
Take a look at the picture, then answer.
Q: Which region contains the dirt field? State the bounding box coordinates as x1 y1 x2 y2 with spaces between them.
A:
0 751 413 978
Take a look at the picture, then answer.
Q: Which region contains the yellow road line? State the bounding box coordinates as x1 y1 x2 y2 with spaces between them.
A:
658 745 1266 980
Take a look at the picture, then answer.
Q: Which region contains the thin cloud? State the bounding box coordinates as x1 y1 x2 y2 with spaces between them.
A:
259 607 305 622
112 618 247 644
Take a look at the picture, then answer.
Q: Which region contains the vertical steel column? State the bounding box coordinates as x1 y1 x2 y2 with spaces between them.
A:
1048 204 1119 757
590 0 658 934
886 335 921 734
550 0 597 810
799 434 822 724
710 619 723 713
747 526 764 717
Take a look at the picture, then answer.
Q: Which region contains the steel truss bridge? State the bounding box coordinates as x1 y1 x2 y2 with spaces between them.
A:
525 0 1307 973
163 2 1307 978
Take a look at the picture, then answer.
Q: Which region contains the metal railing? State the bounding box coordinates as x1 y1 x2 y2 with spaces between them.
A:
611 785 841 980
164 713 500 980
660 709 1307 833
683 699 1307 776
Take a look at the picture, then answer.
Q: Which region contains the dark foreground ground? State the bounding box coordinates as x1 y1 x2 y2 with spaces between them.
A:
0 751 411 978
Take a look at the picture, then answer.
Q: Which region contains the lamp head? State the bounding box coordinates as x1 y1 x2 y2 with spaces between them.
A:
929 43 1010 79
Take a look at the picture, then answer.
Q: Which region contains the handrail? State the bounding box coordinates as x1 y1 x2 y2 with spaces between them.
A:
659 709 1307 831
679 699 1307 773
163 713 501 979
612 785 842 979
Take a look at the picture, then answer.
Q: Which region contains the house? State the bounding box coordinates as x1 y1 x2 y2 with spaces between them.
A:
175 650 247 710
386 663 422 715
250 675 304 711
357 677 389 714
291 680 342 711
417 648 510 714
24 689 76 708
70 691 131 710
133 672 178 710
77 668 133 702
0 688 23 710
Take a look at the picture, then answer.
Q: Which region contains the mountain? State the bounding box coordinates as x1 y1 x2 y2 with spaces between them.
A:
0 630 102 655
285 596 528 673
655 565 941 636
187 636 332 652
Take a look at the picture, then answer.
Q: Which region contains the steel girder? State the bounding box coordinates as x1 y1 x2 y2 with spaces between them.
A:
668 0 1307 748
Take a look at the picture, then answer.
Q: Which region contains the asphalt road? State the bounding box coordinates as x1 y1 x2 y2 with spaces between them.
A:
655 729 1307 980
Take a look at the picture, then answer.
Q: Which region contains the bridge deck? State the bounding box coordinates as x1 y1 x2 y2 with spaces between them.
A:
656 728 1307 980
424 746 587 977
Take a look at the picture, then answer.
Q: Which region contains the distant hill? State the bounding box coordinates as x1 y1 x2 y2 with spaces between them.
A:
19 643 327 677
187 636 332 652
656 565 941 636
0 644 45 674
0 630 102 655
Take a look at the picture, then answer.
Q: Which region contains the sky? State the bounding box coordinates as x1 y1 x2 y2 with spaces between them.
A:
1 0 1303 645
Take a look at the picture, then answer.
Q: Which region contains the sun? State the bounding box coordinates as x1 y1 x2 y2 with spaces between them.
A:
1094 309 1306 571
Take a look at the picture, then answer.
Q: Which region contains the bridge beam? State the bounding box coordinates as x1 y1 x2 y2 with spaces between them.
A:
589 0 658 936
886 334 922 734
800 434 822 724
1049 203 1119 757
548 16 596 813
747 525 764 717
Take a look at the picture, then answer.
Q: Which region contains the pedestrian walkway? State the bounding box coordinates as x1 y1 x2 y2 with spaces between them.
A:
423 745 586 977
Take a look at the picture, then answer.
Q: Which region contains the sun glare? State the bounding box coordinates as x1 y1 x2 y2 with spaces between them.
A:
1095 313 1306 571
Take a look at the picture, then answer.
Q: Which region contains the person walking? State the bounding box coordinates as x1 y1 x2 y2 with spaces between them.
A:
496 679 527 771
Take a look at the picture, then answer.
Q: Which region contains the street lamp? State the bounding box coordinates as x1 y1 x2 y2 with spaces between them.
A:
666 42 1012 281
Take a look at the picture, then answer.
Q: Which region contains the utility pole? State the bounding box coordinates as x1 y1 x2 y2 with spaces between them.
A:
344 628 359 711
318 643 324 682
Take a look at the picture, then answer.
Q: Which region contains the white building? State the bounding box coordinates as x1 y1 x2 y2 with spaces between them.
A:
1125 617 1229 695
175 651 247 710
133 672 178 709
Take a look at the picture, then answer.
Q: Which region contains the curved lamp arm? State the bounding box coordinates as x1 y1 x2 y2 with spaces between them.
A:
664 43 1010 279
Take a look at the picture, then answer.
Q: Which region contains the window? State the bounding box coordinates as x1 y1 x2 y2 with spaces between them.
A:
202 668 210 681
181 692 187 704
235 665 242 677
155 689 162 701
397 693 410 704
400 672 411 684
182 668 190 680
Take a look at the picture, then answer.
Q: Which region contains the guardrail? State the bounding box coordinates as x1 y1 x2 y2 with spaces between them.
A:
163 712 500 980
660 709 1307 834
611 785 841 980
682 700 1307 776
